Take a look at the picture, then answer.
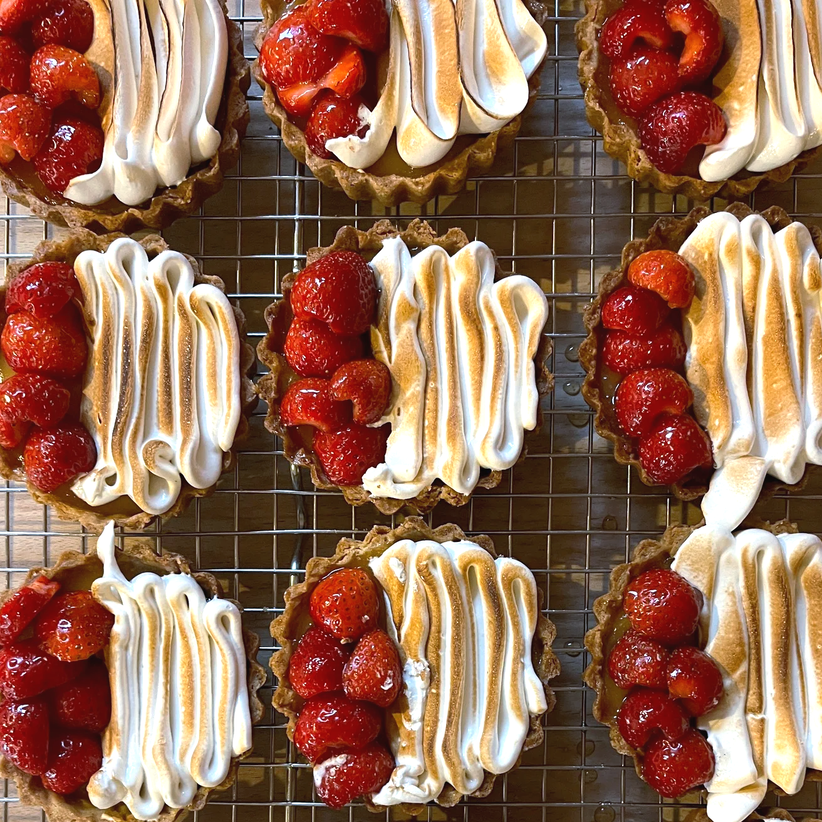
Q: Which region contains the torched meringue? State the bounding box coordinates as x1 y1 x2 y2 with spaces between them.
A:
672 525 822 822
325 0 547 168
362 236 549 500
678 212 822 531
71 238 242 516
368 538 548 804
88 522 253 821
67 0 228 206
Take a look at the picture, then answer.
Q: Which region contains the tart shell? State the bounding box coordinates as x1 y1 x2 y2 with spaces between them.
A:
256 218 554 515
2 229 258 532
0 539 267 822
270 516 560 814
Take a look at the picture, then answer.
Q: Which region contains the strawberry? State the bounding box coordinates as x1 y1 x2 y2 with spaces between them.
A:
607 630 670 690
293 693 381 762
0 374 72 449
30 45 100 109
638 412 713 485
616 687 689 750
280 378 351 432
638 91 727 174
276 83 323 119
0 698 49 775
609 46 680 119
601 323 686 375
32 0 95 53
305 90 367 159
6 262 80 318
0 574 60 645
306 0 389 52
309 568 380 642
624 569 702 645
33 116 104 194
343 629 401 707
0 36 29 93
665 0 724 84
0 640 85 700
0 94 51 162
642 728 714 798
49 659 111 732
313 422 388 486
289 626 352 699
627 250 696 308
666 646 723 716
284 318 363 378
599 1 675 59
601 285 670 336
0 0 49 33
41 729 102 795
330 360 391 425
24 424 96 493
34 591 112 662
614 368 693 438
313 742 394 809
291 251 377 336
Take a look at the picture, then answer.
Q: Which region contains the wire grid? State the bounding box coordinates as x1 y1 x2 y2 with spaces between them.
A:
3 1 822 821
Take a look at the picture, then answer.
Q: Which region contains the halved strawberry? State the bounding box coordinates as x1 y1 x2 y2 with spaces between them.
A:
0 574 60 645
599 1 676 60
330 360 391 425
665 0 724 84
609 45 680 119
0 94 51 162
305 90 367 159
305 0 389 52
34 591 113 662
30 45 100 109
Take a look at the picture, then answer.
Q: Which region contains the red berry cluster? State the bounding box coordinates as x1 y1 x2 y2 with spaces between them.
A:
607 568 722 798
288 567 400 809
258 0 389 158
0 574 114 795
0 0 104 195
602 249 712 487
599 0 727 173
0 261 96 493
280 250 390 487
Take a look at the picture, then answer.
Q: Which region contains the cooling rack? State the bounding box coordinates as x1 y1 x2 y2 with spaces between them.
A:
4 1 822 821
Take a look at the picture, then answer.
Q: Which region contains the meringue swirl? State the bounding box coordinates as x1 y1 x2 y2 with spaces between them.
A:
89 522 253 822
362 236 549 500
71 238 242 516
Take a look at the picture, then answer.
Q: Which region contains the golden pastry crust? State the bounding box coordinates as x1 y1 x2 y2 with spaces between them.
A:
256 218 553 515
1 229 257 532
0 2 249 234
575 0 822 200
0 540 267 822
253 0 547 206
687 812 822 822
270 516 559 814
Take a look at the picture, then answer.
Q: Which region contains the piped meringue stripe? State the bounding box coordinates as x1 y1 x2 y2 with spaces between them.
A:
369 539 548 805
362 236 548 500
672 526 822 822
88 522 253 821
72 238 242 516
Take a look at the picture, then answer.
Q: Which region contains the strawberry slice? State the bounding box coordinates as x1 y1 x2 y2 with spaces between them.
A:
34 591 113 662
0 640 85 700
313 743 395 808
306 0 389 52
342 629 402 707
0 699 49 775
0 574 60 645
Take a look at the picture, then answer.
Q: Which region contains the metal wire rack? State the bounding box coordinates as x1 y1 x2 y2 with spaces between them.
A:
4 1 822 821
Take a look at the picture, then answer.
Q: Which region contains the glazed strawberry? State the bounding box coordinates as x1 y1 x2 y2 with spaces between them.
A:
0 374 72 449
642 728 714 797
638 91 727 174
306 0 389 52
50 660 111 733
34 590 113 662
624 569 701 645
0 574 60 645
0 94 51 162
638 412 713 485
665 0 723 84
0 36 28 93
283 318 363 378
293 693 381 762
289 626 351 699
330 360 391 425
609 46 680 119
616 687 689 749
305 90 367 159
666 646 723 716
23 424 96 493
41 730 102 795
599 1 675 59
6 261 80 318
0 640 85 700
30 46 100 109
280 378 352 432
601 323 686 375
309 568 380 641
31 0 95 53
627 250 695 308
0 0 48 33
607 630 670 690
313 422 388 486
343 629 401 707
614 368 693 438
33 116 104 194
314 742 395 809
601 285 669 336
0 699 49 775
291 251 377 336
